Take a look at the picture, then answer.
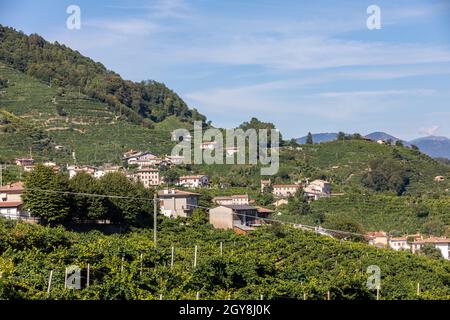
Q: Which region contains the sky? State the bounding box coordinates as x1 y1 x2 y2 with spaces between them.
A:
1 0 450 140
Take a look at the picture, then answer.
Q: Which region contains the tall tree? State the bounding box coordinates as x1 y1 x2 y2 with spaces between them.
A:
306 132 314 145
22 164 70 223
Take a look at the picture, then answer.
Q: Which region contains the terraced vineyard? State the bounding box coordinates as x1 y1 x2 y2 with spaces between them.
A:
0 63 179 164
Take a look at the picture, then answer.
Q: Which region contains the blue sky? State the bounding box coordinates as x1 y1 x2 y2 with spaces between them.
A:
1 0 450 140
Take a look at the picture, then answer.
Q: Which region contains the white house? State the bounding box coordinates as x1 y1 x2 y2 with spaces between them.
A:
15 157 34 167
123 151 159 167
178 175 209 188
158 189 199 218
0 182 31 220
67 165 97 179
272 184 300 198
411 237 450 260
213 195 249 206
303 179 331 200
388 234 422 251
131 168 161 188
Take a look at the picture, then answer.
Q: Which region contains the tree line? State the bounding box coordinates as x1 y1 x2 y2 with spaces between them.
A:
22 165 153 225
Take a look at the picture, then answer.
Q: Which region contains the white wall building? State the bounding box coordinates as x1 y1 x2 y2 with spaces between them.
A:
272 184 300 198
178 175 209 188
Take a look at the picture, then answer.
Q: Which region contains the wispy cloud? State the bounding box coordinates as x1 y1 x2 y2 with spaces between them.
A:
419 125 440 136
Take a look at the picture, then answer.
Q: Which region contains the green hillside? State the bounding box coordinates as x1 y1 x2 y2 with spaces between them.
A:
0 24 206 126
1 218 450 300
0 63 179 164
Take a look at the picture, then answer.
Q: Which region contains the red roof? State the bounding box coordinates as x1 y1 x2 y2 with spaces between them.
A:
413 237 450 244
0 201 23 208
0 182 25 193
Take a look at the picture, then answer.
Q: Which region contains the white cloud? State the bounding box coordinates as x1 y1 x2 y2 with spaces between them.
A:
419 125 440 136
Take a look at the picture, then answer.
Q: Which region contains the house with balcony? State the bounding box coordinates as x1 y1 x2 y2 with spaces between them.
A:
158 189 199 218
209 205 272 234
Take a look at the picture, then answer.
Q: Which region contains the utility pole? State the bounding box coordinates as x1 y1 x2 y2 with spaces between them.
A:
0 164 3 187
171 246 174 268
220 241 223 257
47 270 53 294
153 193 157 248
87 264 90 288
193 245 198 268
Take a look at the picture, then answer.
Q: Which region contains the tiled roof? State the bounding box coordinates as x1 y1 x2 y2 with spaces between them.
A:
0 182 25 192
0 201 23 208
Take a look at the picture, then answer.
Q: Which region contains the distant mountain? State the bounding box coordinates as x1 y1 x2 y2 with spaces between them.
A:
296 133 338 144
365 132 403 143
409 136 450 159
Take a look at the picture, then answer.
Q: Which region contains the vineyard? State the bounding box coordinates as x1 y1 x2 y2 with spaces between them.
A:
1 217 450 300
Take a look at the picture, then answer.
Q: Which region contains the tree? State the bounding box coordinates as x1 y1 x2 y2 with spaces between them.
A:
337 132 346 141
306 132 313 145
97 173 152 223
68 172 106 221
286 189 310 215
22 165 70 223
161 168 179 186
362 159 410 195
420 244 443 260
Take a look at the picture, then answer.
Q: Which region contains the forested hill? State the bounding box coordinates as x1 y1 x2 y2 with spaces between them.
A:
0 24 206 127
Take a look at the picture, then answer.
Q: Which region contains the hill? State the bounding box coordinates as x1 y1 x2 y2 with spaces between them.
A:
0 24 206 127
0 63 180 164
410 136 450 159
1 218 450 300
296 133 338 144
365 132 404 144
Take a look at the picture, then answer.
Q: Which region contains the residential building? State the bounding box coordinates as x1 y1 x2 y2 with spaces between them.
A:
43 161 61 172
272 184 300 198
158 189 199 218
260 179 271 193
366 231 388 248
94 165 123 179
15 157 34 167
213 194 249 206
165 155 186 165
389 234 422 251
132 168 161 188
0 182 31 220
67 165 96 179
411 237 450 260
209 205 272 234
304 179 331 200
178 175 209 188
123 151 158 166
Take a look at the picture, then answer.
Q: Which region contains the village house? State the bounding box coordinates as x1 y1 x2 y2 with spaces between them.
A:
272 184 300 198
303 179 331 200
67 165 96 179
94 165 123 179
209 205 272 234
178 175 209 188
43 161 61 172
131 168 161 188
388 234 422 251
123 151 159 166
0 182 31 220
411 237 450 260
260 179 271 193
212 194 249 206
366 231 389 248
158 189 199 218
165 155 185 165
15 157 34 167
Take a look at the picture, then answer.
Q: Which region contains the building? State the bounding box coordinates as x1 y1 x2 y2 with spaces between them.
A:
178 175 209 188
303 179 331 200
67 165 97 179
366 231 388 248
260 179 271 193
94 165 123 179
0 182 31 220
272 184 300 198
213 194 249 206
158 189 199 218
123 151 159 167
43 161 61 172
209 205 272 234
131 168 161 188
165 155 186 165
15 158 34 167
388 234 422 251
411 237 450 260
